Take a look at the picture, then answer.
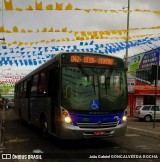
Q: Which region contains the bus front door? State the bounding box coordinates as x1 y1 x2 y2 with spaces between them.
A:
48 67 59 134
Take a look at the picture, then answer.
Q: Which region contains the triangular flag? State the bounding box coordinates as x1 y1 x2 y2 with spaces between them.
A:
46 4 53 10
84 9 90 13
66 38 70 41
93 31 98 37
0 26 5 32
56 3 63 10
75 8 81 10
18 41 23 46
27 30 33 33
12 26 18 32
35 0 43 10
117 30 122 35
26 5 33 10
21 29 26 33
4 0 13 10
30 42 34 46
42 27 47 32
99 31 104 37
62 27 67 32
55 29 60 32
65 3 72 10
81 32 87 37
74 32 79 36
48 27 54 32
105 31 110 36
111 30 117 35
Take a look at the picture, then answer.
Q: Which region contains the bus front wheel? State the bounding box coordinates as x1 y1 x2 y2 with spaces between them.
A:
41 116 48 138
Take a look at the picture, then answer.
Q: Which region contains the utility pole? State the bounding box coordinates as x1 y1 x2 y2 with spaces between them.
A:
123 0 130 67
126 0 130 62
153 65 158 128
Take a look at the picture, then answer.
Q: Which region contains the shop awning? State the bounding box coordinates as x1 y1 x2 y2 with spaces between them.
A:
134 85 160 95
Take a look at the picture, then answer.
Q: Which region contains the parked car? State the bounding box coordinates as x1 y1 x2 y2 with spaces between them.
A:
7 101 14 108
134 105 160 122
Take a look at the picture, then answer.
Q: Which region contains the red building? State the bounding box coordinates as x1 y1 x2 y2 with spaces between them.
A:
128 80 160 116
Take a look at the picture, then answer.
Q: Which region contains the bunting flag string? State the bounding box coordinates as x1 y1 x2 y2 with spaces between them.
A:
0 0 159 14
1 35 159 55
0 36 159 67
0 42 160 85
0 25 159 34
0 32 159 46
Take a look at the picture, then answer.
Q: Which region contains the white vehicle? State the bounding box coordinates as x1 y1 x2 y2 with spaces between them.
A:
134 105 160 122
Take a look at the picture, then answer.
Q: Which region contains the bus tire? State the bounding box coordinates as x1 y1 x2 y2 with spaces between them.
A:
41 116 48 138
144 115 152 122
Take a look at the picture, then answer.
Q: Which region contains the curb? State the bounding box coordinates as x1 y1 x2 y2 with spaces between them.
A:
127 127 160 139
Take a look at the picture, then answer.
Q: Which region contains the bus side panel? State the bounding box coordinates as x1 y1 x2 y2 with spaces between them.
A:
14 98 20 117
30 97 39 127
29 97 49 128
14 98 28 122
46 97 52 133
20 98 29 122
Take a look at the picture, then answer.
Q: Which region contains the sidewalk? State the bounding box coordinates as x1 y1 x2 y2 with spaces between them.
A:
127 117 160 139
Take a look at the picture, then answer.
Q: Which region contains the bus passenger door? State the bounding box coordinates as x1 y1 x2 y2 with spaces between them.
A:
48 67 59 134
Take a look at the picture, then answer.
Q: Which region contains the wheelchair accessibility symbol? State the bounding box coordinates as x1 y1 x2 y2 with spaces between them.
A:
90 100 99 110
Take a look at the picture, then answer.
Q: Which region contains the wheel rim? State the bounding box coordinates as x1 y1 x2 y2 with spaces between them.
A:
145 116 151 122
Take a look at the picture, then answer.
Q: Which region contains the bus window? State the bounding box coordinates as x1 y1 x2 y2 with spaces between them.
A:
26 78 32 97
15 85 18 98
31 74 39 96
20 83 24 97
17 85 20 98
38 71 47 95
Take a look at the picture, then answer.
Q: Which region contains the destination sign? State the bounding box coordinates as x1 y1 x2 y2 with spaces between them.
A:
61 53 124 68
70 55 113 65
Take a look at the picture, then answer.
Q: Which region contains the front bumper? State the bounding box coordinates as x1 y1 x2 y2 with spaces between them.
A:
58 122 127 139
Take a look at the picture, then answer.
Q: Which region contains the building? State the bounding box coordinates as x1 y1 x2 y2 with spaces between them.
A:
127 47 160 116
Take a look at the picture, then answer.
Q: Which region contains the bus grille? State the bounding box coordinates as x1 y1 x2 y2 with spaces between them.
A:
77 121 118 129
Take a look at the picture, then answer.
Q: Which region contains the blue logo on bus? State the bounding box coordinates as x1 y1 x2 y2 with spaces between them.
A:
90 100 99 110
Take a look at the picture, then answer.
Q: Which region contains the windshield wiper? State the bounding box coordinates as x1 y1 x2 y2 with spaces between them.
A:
105 67 114 95
77 65 96 95
77 64 90 78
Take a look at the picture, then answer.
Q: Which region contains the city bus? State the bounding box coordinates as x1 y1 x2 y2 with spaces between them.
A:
14 52 128 139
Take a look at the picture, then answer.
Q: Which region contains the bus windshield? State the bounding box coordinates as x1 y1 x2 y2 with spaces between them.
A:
62 65 127 111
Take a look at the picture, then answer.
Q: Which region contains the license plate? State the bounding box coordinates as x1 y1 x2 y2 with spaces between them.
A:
94 131 106 136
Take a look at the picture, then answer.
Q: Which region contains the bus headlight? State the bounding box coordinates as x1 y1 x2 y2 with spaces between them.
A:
122 115 127 122
61 108 73 124
64 116 72 124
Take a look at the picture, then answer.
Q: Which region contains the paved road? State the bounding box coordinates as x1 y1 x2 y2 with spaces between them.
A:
0 109 160 162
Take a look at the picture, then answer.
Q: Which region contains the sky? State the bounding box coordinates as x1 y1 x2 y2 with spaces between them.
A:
0 0 160 84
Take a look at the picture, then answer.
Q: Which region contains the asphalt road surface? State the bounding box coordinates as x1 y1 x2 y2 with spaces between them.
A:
0 109 160 162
